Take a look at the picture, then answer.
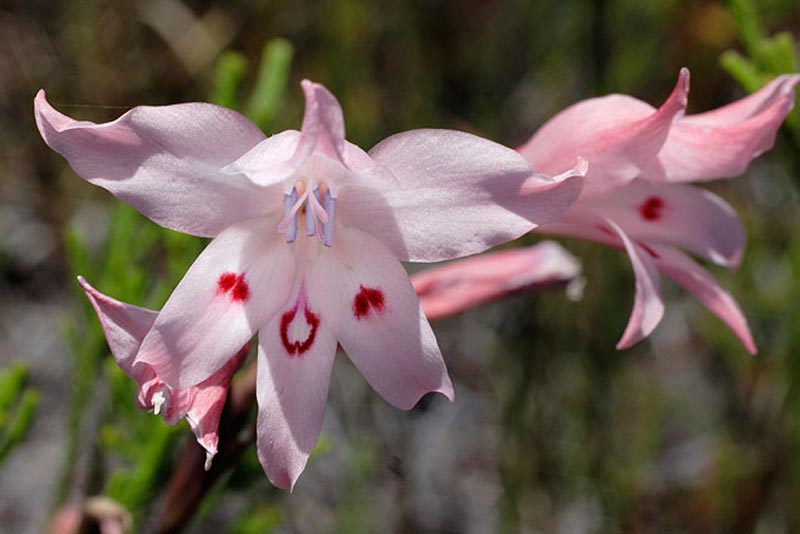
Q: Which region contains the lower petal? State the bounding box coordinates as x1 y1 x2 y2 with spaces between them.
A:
654 247 756 354
255 282 338 490
135 219 295 390
309 228 454 409
605 220 665 349
584 180 745 267
412 241 581 321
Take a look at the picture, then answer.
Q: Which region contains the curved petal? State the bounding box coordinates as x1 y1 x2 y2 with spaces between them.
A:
256 276 337 490
79 276 249 461
186 344 249 470
412 241 581 321
647 74 799 183
653 246 756 354
584 180 745 267
221 130 301 188
309 228 454 409
77 276 156 378
34 91 271 237
518 68 689 197
605 220 665 349
135 218 295 390
351 129 585 262
292 80 347 164
688 74 800 126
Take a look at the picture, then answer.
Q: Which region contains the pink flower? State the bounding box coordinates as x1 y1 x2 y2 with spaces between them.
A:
79 277 247 470
412 241 581 321
36 80 585 488
518 69 800 352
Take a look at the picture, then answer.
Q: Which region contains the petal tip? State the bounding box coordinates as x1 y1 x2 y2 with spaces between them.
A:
678 67 691 91
574 156 589 177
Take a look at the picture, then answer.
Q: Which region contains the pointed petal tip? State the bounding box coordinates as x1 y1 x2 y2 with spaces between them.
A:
663 68 690 113
264 463 299 491
678 67 691 92
741 329 758 356
572 156 589 178
76 275 98 300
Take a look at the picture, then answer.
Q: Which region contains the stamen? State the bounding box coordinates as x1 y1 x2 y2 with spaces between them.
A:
305 188 320 236
308 189 329 225
151 390 167 416
322 190 337 247
279 187 303 242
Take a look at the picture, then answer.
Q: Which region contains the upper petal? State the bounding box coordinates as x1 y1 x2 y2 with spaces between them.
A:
645 74 800 183
135 218 295 390
412 241 581 321
686 74 800 126
583 180 745 267
308 227 454 409
518 68 690 197
255 277 338 490
292 80 347 164
350 129 585 262
34 91 270 237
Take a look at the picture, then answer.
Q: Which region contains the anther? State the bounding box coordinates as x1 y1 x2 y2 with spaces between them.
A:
322 190 337 247
151 390 167 416
282 187 298 243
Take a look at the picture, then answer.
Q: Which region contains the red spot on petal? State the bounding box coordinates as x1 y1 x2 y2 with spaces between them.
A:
217 272 249 302
636 240 660 259
353 285 385 319
280 305 320 356
231 276 249 302
639 196 665 221
217 272 237 293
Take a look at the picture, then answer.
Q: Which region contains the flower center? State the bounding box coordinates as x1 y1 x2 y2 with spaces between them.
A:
278 180 337 246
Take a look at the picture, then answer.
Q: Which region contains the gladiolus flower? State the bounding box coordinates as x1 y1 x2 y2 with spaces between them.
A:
36 80 585 488
412 241 581 321
518 68 800 352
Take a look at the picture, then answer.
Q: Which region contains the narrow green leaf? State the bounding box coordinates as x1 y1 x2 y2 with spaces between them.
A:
212 51 248 109
244 38 294 130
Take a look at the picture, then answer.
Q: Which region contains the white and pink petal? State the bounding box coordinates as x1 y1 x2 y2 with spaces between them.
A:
309 228 454 409
255 276 338 490
604 220 665 350
653 246 756 354
412 241 581 321
34 91 271 237
644 74 799 183
583 179 745 267
518 68 690 197
134 219 295 391
348 130 585 262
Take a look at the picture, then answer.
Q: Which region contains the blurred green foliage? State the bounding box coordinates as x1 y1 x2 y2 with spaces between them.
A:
0 363 39 466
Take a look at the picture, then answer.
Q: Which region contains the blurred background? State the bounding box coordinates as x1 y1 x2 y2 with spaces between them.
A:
2 0 800 532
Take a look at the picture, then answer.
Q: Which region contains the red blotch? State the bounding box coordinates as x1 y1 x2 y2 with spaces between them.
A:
636 240 660 259
639 196 665 221
280 306 320 356
353 285 385 319
217 272 237 293
217 272 249 302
